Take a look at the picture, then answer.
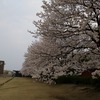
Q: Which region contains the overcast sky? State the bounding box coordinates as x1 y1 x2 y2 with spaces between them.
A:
0 0 43 70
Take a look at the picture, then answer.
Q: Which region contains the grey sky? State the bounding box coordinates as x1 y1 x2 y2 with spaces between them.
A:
0 0 43 70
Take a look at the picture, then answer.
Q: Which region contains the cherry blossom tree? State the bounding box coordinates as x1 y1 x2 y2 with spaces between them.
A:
21 0 100 83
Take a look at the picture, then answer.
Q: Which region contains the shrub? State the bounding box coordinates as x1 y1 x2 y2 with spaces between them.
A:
54 75 93 85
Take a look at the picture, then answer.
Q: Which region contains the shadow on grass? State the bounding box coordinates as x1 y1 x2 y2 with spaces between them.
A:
54 96 69 100
0 84 35 90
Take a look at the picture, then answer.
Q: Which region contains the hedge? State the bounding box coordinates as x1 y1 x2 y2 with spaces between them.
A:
54 75 100 87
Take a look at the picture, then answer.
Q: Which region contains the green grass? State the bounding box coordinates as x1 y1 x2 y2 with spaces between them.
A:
0 77 100 100
0 77 12 84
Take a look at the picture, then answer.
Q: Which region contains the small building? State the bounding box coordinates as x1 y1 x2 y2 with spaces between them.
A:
13 70 22 77
0 60 5 74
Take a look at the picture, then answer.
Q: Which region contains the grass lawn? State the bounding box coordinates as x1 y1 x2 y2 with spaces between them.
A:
0 77 12 85
0 77 100 100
